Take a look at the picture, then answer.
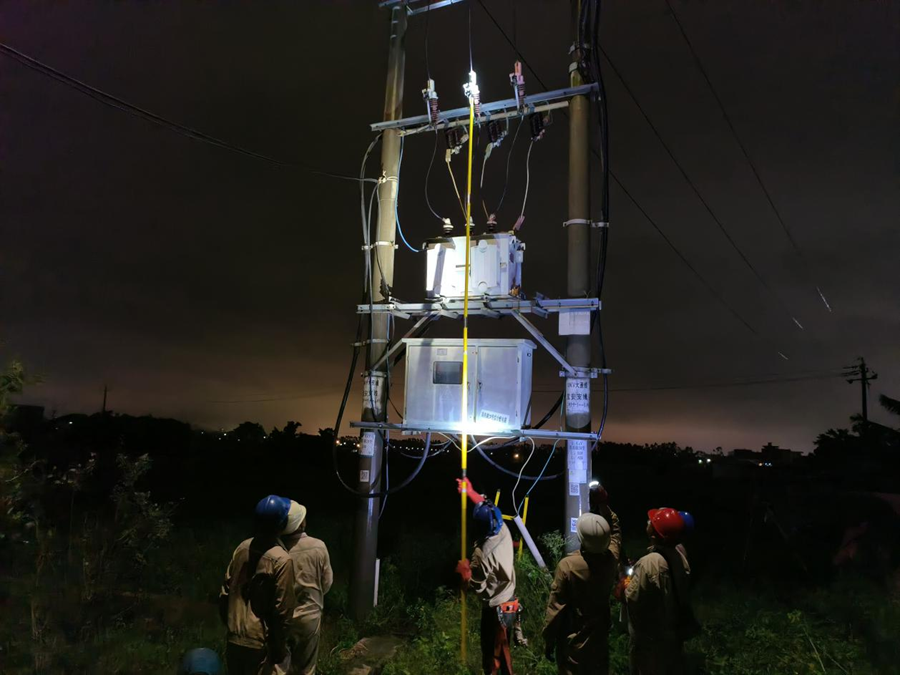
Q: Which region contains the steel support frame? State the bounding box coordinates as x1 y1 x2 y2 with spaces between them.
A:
371 84 599 134
350 420 600 443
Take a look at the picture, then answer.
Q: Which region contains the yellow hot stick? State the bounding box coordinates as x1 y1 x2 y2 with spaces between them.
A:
460 94 475 664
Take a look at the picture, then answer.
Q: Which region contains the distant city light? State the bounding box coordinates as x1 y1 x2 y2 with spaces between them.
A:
706 458 711 463
513 453 520 460
698 459 703 464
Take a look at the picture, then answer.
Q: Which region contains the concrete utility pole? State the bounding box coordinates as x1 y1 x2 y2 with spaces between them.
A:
845 357 878 425
350 4 406 621
563 3 594 551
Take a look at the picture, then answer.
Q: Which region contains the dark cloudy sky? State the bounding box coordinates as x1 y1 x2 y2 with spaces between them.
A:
2 0 897 452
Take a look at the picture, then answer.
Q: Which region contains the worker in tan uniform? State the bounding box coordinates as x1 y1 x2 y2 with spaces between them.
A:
220 495 297 675
625 508 699 675
456 477 517 675
543 513 619 674
280 501 333 675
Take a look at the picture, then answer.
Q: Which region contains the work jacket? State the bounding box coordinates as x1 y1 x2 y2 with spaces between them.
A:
283 532 333 620
543 549 618 668
625 545 691 643
471 523 516 607
219 537 297 653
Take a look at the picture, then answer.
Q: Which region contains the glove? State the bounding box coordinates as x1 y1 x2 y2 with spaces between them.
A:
456 559 472 583
456 477 485 505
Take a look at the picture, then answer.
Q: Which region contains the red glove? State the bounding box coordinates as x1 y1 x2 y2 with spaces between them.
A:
456 559 472 583
456 477 485 505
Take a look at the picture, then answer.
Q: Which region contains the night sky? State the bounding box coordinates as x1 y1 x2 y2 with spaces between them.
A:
2 0 897 452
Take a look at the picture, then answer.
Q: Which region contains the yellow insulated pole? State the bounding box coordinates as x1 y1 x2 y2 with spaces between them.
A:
460 88 476 664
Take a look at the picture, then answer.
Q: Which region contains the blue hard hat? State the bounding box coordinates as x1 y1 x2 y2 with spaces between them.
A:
678 511 695 535
255 495 291 534
473 501 503 537
178 648 221 675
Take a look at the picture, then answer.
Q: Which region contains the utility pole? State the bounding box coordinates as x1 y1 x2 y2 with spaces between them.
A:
350 3 406 621
563 2 594 551
844 357 878 424
101 384 108 414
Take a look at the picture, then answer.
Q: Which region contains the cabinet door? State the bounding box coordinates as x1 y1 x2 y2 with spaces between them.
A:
474 345 520 430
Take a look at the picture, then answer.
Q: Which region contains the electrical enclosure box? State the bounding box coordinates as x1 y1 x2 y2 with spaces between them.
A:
403 338 535 432
424 233 525 299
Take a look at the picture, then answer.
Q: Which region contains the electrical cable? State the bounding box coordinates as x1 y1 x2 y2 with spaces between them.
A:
511 436 537 517
446 155 469 223
395 136 420 252
333 432 433 499
474 0 784 354
519 139 535 221
493 118 523 215
518 439 562 514
598 46 805 331
662 0 831 313
474 442 563 482
0 41 374 184
425 130 444 222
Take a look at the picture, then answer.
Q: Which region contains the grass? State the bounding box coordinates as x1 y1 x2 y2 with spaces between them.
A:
2 521 898 674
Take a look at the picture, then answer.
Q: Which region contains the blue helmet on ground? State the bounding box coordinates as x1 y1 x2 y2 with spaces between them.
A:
473 500 503 538
178 648 221 675
678 510 696 536
255 495 291 535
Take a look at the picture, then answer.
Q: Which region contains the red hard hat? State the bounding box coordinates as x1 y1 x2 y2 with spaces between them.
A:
648 508 685 544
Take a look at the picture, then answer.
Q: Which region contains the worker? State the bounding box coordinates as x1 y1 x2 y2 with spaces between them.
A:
281 500 333 675
625 508 699 675
543 513 618 675
219 495 297 675
589 480 623 563
177 648 221 675
456 477 518 675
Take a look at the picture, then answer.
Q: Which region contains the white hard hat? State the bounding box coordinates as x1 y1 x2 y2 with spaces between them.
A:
577 513 611 554
281 500 307 536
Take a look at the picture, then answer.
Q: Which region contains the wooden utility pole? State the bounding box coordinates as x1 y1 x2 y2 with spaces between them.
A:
844 357 878 424
563 2 594 551
102 384 108 414
350 3 407 621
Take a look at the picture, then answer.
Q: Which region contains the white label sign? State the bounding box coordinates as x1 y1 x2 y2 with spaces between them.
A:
570 517 579 533
359 470 370 483
568 482 580 497
479 409 510 427
362 374 385 415
565 378 591 415
559 310 592 336
360 432 376 457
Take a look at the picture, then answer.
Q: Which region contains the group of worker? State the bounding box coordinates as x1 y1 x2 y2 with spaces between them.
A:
215 495 333 675
179 481 694 675
457 476 698 675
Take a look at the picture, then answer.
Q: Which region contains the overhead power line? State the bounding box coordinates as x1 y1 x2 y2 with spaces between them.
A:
534 369 845 394
662 0 832 313
0 41 368 184
598 46 806 332
475 0 783 355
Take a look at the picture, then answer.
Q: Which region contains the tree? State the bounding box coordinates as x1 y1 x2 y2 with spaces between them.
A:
232 421 266 443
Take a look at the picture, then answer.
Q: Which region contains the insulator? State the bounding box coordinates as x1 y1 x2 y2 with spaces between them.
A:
486 213 498 233
487 120 506 145
442 217 453 234
529 111 545 141
428 97 440 126
510 61 526 111
464 70 482 120
422 79 440 127
446 126 468 152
